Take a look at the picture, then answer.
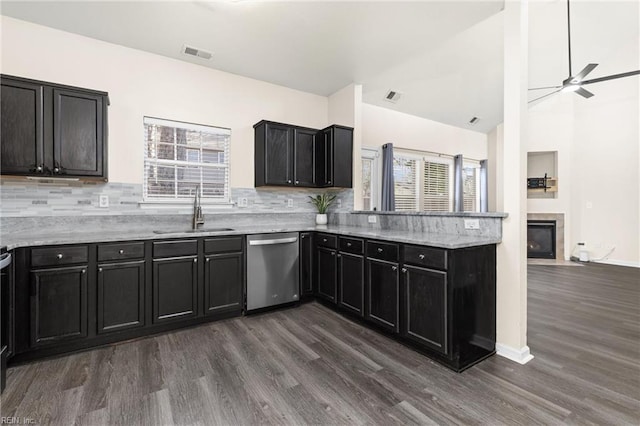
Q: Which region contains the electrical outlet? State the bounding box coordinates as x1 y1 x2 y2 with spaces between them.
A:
337 199 342 209
464 219 480 230
287 199 294 208
368 215 377 224
99 195 109 208
238 198 248 208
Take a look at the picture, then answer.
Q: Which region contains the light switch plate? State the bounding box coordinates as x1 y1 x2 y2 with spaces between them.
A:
368 215 377 224
464 219 480 230
99 195 109 208
287 199 294 208
238 198 248 208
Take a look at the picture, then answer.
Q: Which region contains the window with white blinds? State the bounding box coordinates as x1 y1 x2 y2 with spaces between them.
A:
393 156 419 211
423 160 451 212
463 164 480 212
143 117 231 203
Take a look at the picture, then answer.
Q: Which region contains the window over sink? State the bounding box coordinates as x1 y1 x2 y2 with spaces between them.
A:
143 117 231 204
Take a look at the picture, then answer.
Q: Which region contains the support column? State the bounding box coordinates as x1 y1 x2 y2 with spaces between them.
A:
495 0 533 364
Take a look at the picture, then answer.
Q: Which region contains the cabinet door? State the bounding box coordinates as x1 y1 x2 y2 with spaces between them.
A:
30 266 88 347
365 258 399 333
153 257 198 323
204 253 243 315
52 89 104 177
300 233 314 296
315 128 333 187
97 261 145 334
1 78 44 175
264 123 293 185
293 128 316 186
331 126 353 188
316 247 337 303
338 252 364 316
402 265 448 354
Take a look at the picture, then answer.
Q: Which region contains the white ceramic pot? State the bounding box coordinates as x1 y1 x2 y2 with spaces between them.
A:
316 213 328 225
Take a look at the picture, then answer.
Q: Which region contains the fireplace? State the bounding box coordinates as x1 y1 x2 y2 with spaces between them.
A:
527 221 556 259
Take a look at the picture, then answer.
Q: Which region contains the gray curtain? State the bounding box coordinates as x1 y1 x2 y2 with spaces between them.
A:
380 143 395 211
479 159 488 212
453 154 464 212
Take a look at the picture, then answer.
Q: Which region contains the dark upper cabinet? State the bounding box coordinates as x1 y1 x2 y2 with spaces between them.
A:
338 252 364 316
365 258 400 333
97 260 145 334
153 257 198 323
316 125 353 188
300 232 315 296
53 89 104 177
0 78 43 175
316 247 337 303
254 120 352 188
30 266 88 347
401 265 447 354
0 75 108 180
204 253 243 316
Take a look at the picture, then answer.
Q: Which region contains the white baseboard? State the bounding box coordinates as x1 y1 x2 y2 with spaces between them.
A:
496 344 534 365
593 259 640 268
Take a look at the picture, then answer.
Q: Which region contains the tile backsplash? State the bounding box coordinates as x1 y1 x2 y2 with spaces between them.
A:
0 178 353 217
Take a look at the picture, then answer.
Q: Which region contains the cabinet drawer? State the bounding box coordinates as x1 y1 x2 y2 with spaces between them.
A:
339 237 363 254
98 242 145 262
31 246 88 267
404 245 447 270
366 240 399 263
153 240 198 258
204 236 243 254
317 233 337 249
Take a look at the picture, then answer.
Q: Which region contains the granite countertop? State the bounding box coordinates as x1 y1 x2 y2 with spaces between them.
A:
1 224 501 251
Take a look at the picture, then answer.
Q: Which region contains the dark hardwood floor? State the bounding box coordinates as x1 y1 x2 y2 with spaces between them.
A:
1 263 639 425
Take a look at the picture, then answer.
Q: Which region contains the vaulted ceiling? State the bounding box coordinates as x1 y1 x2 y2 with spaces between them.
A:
1 1 638 134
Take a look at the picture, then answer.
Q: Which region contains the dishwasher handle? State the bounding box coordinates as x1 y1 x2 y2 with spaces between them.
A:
0 253 12 270
248 237 298 246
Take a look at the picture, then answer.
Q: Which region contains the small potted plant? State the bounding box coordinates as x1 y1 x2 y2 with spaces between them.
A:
309 193 336 225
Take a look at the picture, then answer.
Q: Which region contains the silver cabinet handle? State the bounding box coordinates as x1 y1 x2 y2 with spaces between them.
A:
193 258 197 263
206 258 210 263
377 248 383 253
419 254 425 259
36 165 43 172
328 181 332 184
301 235 305 239
287 180 292 184
53 167 60 173
392 266 397 271
119 249 124 254
56 254 63 259
323 238 328 242
337 254 341 258
81 269 86 274
295 180 299 184
99 268 103 273
347 242 352 247
401 268 407 273
330 252 335 256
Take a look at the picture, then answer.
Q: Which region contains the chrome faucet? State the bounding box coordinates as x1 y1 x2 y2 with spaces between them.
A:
192 184 205 229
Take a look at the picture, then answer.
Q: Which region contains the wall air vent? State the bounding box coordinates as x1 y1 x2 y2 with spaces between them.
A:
469 116 480 125
181 44 213 60
384 90 402 103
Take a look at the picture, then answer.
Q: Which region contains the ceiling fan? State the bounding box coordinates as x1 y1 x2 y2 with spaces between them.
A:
529 0 640 103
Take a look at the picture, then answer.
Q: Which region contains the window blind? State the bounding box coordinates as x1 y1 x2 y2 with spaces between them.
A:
393 156 418 211
143 117 231 203
423 160 450 212
463 166 478 212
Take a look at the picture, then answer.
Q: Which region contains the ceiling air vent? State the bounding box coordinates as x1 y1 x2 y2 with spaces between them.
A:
181 44 213 60
384 90 402 103
469 116 480 125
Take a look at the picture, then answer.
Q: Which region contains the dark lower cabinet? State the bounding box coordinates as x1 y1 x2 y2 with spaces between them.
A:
366 258 399 333
204 253 243 315
153 257 198 323
97 261 145 334
316 247 337 303
402 265 447 354
299 233 314 296
338 252 364 316
30 266 88 347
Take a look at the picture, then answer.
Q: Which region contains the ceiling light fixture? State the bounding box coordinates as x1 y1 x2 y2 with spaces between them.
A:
561 84 580 93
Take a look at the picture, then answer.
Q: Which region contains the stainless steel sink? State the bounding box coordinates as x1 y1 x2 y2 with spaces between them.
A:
153 228 234 234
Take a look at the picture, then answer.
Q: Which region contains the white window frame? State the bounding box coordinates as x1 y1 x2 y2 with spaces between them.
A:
361 147 379 211
142 116 232 206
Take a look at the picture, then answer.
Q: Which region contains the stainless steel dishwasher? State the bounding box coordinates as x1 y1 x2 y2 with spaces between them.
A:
246 233 299 311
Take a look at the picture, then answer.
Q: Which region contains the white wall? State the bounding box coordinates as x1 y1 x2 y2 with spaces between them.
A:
0 16 329 188
361 103 488 160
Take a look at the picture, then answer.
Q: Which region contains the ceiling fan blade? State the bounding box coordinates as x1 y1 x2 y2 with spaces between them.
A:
528 89 562 104
574 87 594 98
582 70 640 85
529 85 563 91
572 63 598 82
